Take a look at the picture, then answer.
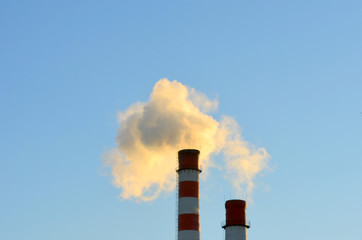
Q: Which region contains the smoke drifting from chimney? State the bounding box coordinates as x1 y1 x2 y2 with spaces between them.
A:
104 79 269 201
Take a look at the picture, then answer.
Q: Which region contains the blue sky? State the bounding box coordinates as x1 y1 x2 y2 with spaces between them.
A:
1 1 361 239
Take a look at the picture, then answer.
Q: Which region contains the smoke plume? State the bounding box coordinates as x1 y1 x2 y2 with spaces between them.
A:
104 79 269 201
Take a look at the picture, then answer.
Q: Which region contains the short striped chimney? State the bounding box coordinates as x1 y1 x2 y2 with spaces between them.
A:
177 149 201 240
222 199 249 240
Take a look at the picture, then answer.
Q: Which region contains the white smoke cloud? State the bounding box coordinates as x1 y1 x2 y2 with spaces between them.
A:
104 79 269 201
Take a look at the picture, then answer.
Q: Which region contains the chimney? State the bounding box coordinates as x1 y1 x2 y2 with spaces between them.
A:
177 149 201 240
222 199 249 240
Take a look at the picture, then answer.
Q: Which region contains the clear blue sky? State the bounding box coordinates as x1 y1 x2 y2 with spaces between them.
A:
1 1 361 239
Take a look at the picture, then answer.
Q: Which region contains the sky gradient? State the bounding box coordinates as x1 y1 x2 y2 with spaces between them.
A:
1 1 362 240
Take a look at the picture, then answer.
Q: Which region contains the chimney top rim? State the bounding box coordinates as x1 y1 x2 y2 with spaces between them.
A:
178 149 200 155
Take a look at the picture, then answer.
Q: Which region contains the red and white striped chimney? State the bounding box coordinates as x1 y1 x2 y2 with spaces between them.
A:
222 199 249 240
177 149 201 240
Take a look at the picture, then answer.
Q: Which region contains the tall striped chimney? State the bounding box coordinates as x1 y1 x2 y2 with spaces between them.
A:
222 199 249 240
177 149 201 240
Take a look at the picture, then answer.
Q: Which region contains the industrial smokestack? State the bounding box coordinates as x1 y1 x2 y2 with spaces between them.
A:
222 199 249 240
177 149 201 240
